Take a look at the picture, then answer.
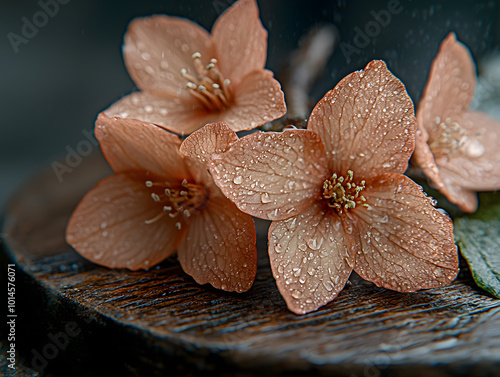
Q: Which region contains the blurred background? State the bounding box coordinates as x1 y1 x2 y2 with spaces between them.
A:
1 0 499 213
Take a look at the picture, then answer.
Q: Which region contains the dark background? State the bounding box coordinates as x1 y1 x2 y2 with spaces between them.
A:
1 0 499 213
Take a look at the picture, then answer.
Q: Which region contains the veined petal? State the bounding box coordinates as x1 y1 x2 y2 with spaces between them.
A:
416 32 476 137
180 122 239 163
95 113 191 181
268 203 355 314
220 69 287 131
178 196 257 292
353 174 458 292
209 130 329 220
104 91 210 136
211 0 267 85
308 60 416 178
180 122 239 198
412 122 446 193
433 177 478 214
123 15 215 97
66 174 186 270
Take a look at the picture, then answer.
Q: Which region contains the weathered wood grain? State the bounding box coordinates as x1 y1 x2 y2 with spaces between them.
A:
2 151 500 377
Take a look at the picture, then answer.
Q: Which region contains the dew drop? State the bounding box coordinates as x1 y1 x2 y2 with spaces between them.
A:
268 208 279 219
323 280 334 292
160 60 169 70
464 139 485 158
233 176 243 184
274 243 284 254
291 290 302 299
261 192 272 203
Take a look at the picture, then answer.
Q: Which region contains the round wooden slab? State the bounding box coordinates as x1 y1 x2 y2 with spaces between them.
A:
2 152 500 377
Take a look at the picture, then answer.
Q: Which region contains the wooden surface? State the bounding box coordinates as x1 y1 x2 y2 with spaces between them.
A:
2 151 500 377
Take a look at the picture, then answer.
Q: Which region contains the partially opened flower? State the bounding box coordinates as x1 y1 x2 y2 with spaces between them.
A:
413 32 500 213
66 114 257 292
105 0 286 135
194 60 459 314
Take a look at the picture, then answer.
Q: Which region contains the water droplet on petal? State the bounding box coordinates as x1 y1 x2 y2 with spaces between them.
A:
261 193 272 203
323 280 334 292
233 176 243 184
464 139 485 158
379 215 389 223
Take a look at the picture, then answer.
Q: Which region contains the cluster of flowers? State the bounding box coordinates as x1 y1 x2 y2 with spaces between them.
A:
66 0 500 314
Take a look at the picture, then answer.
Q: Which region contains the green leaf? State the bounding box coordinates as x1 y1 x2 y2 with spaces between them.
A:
454 192 500 298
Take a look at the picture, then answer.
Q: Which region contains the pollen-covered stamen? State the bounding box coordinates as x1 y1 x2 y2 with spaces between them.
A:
322 170 367 214
428 116 468 158
143 179 208 227
180 52 233 111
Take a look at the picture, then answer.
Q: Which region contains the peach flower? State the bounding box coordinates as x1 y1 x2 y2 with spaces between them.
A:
189 61 459 314
413 32 500 213
105 0 286 135
66 114 257 293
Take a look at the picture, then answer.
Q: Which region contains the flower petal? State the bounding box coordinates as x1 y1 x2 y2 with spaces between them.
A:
209 130 329 220
308 60 416 178
220 69 287 131
66 174 186 270
123 15 215 97
211 0 267 85
353 174 459 292
432 111 500 212
416 32 476 137
268 203 355 314
178 196 257 292
412 122 446 194
104 91 212 136
180 122 239 163
95 113 191 181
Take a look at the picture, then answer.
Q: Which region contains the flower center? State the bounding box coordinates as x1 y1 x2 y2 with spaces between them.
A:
428 117 468 158
144 178 208 229
322 170 367 214
180 52 233 112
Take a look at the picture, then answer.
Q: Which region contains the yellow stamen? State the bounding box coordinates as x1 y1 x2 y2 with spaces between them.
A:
322 170 366 214
180 52 233 111
143 179 208 227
